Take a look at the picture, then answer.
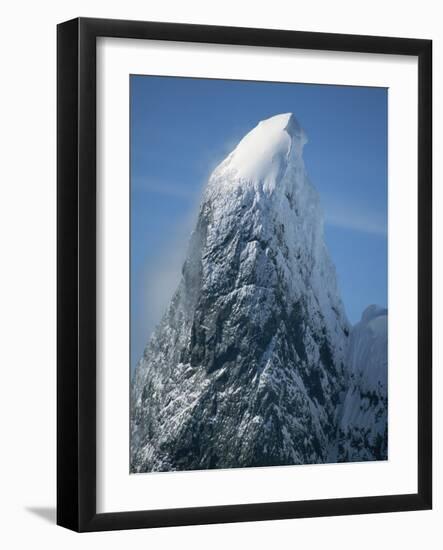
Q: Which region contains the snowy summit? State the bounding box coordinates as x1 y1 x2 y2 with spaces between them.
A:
215 113 307 190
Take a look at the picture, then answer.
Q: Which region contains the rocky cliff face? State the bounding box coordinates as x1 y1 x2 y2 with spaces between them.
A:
130 113 386 473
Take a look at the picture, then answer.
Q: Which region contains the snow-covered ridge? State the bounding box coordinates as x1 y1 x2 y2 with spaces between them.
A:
334 305 388 462
361 304 387 324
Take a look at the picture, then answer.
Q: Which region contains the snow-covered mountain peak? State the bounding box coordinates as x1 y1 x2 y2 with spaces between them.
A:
211 113 307 193
199 112 347 346
131 113 358 472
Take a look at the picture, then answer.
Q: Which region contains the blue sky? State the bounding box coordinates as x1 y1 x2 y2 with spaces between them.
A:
131 75 387 373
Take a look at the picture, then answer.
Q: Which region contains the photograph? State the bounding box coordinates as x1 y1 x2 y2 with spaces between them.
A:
1 2 436 544
129 76 388 473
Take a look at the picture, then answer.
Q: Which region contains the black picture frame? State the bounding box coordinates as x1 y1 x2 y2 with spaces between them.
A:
57 17 432 532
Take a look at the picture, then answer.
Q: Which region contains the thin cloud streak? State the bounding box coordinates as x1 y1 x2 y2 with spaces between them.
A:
323 201 387 237
132 178 199 199
131 130 245 204
325 215 387 236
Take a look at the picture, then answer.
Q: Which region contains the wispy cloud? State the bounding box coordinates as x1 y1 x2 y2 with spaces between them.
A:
323 199 387 237
132 177 199 199
131 182 204 372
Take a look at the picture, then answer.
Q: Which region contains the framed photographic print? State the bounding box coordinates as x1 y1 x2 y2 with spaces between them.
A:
57 17 432 531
